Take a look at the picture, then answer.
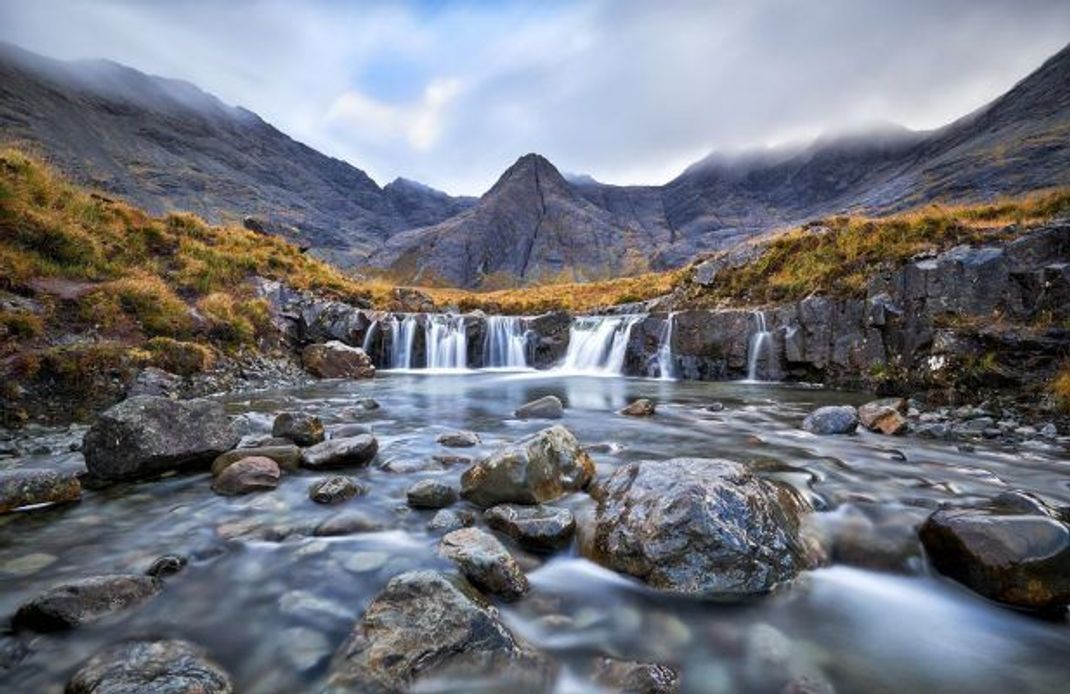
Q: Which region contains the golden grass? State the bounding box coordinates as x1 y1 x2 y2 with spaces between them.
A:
1053 365 1070 414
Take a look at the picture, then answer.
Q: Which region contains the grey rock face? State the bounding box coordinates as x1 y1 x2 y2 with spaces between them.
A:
14 575 161 631
300 435 378 470
272 412 325 446
802 406 859 435
440 527 530 600
82 396 239 481
325 570 541 692
211 445 301 476
514 395 564 419
461 425 594 507
67 639 231 694
589 458 819 596
485 503 576 552
406 479 457 509
210 456 280 496
0 468 81 513
309 476 365 504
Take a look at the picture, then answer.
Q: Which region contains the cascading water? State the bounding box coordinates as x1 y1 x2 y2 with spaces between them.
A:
388 314 418 369
425 314 468 370
483 316 529 369
559 315 643 374
746 310 771 382
361 320 379 354
657 312 676 380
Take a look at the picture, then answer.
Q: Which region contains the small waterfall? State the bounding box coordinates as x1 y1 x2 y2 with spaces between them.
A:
388 314 418 369
560 315 642 374
657 312 676 380
425 314 468 370
746 310 771 382
483 316 528 369
361 319 379 354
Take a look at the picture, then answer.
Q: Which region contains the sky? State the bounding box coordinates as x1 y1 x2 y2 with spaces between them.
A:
1 0 1069 196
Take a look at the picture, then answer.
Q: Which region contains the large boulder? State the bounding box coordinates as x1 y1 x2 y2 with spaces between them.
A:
325 570 546 692
302 341 375 379
300 435 378 469
14 575 161 632
801 405 859 435
919 505 1070 610
485 503 576 552
0 468 81 514
588 458 819 596
440 527 529 600
272 412 325 446
83 396 239 481
514 395 564 419
67 639 231 694
461 426 594 507
210 456 280 496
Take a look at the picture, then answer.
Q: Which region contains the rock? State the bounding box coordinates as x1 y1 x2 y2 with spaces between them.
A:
301 435 378 470
210 456 280 496
589 458 819 596
705 402 726 412
1039 422 1058 438
314 511 383 537
13 575 161 631
620 399 656 417
332 423 372 438
82 396 240 481
461 425 594 507
326 570 540 691
439 527 529 600
309 476 365 504
128 366 183 398
0 468 81 513
429 508 475 534
272 412 325 446
592 657 680 693
514 395 564 419
436 430 481 447
406 479 457 509
302 341 375 379
801 405 859 435
485 503 576 552
211 445 301 476
858 398 908 435
146 554 187 579
919 506 1070 610
359 398 381 410
67 639 231 694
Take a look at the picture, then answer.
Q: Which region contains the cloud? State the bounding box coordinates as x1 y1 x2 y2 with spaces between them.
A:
1 0 1069 194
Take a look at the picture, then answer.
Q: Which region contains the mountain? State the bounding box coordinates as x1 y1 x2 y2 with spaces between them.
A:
0 42 470 266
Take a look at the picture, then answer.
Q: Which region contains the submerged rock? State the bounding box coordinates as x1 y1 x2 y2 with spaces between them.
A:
83 396 239 481
589 458 818 596
212 445 301 475
592 657 680 693
406 479 457 509
314 511 384 537
514 395 564 419
461 425 593 507
14 575 161 631
428 508 475 534
302 341 375 379
301 435 378 470
858 398 908 435
67 639 231 694
146 554 188 579
272 412 325 446
0 468 81 513
437 430 481 447
439 527 530 600
801 405 859 435
309 476 365 504
485 503 576 552
325 570 542 691
620 399 656 417
210 456 280 496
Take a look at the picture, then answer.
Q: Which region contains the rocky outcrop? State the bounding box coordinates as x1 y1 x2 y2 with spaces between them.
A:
14 575 161 631
302 342 375 379
0 468 81 513
588 459 819 596
67 639 231 694
461 426 593 507
82 396 239 481
440 527 530 600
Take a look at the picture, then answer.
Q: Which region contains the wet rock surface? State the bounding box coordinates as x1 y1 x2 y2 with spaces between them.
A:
67 639 232 694
272 411 325 446
0 468 81 513
210 456 280 496
428 508 475 534
589 458 819 595
300 435 378 469
514 395 564 419
14 575 161 631
405 479 457 509
211 444 301 475
308 476 365 504
592 657 680 693
461 425 594 507
440 527 530 600
620 398 657 416
802 406 859 435
302 341 375 379
436 430 481 447
858 398 908 435
485 503 576 551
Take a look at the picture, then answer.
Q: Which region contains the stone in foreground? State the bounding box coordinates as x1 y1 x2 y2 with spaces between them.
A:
0 468 81 514
485 503 576 552
461 425 593 507
210 456 280 496
589 458 819 596
302 341 375 379
325 570 546 692
14 575 161 632
309 476 365 504
919 505 1070 610
801 405 859 435
440 527 529 600
428 508 475 534
514 395 564 419
272 411 325 446
67 639 231 694
300 435 378 469
83 396 239 481
620 398 656 417
592 657 680 693
406 479 457 509
211 444 301 476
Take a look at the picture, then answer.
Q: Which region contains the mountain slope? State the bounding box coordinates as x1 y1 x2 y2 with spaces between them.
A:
0 43 469 266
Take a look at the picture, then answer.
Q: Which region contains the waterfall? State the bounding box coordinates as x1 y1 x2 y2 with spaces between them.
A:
361 319 379 355
657 312 676 380
483 316 528 369
746 310 771 382
388 314 418 369
425 314 468 370
559 315 642 374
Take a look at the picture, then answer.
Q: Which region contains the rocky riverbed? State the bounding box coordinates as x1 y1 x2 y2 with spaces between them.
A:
1 372 1069 692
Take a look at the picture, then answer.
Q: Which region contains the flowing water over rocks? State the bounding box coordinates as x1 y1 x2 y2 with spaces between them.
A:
1 373 1069 692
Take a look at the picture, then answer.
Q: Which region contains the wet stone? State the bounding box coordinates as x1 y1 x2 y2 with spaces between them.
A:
406 479 458 509
0 468 82 513
272 411 325 447
146 554 188 579
309 476 365 504
14 574 161 632
210 456 280 496
437 430 481 447
802 405 859 435
485 503 576 552
514 395 564 419
592 657 680 693
620 398 657 417
212 445 301 476
440 527 529 600
301 435 378 470
67 639 232 694
314 511 384 537
429 508 476 534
